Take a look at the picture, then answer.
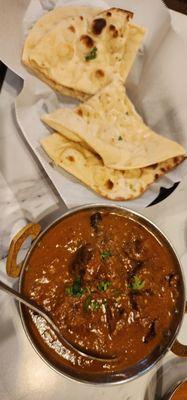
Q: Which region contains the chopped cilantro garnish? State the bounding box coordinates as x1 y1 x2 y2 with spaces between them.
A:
98 280 112 292
129 275 145 291
83 295 100 312
101 250 112 261
86 287 91 294
83 294 92 312
65 276 85 297
91 300 100 311
118 136 123 141
65 286 73 296
85 46 97 61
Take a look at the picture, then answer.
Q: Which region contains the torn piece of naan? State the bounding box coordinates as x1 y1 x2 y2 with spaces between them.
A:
42 79 185 170
41 132 184 201
22 7 145 100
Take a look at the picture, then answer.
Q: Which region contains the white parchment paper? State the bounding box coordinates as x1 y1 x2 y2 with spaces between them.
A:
1 0 187 209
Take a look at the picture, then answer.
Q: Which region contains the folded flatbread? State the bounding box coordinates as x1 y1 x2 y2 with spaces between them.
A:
42 79 185 170
41 132 184 201
22 6 101 100
22 7 146 100
22 6 101 54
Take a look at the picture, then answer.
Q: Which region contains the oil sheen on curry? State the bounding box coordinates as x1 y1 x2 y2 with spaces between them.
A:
22 209 181 374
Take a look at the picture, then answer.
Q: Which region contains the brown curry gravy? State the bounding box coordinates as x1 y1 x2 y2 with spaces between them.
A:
21 209 182 378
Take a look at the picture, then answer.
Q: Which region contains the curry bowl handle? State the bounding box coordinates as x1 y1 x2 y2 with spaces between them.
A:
6 223 41 278
171 303 187 357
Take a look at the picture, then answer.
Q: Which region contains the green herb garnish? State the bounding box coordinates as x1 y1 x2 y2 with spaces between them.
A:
129 275 145 291
91 300 100 311
85 46 97 61
98 280 112 292
83 294 92 312
65 286 74 296
118 136 123 141
129 183 135 192
83 295 100 312
65 276 85 297
101 250 112 261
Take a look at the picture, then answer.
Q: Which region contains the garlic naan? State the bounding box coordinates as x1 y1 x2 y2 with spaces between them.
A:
22 6 102 100
22 7 145 99
42 79 185 169
41 133 184 201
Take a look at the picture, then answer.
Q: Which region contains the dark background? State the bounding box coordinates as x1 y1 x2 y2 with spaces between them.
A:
164 0 187 14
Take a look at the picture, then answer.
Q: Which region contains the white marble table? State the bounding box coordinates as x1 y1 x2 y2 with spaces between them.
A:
0 9 187 400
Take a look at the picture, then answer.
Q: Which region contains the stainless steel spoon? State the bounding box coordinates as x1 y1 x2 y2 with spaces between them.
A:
0 279 115 362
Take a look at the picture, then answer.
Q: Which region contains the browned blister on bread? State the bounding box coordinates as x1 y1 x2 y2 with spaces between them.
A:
22 7 145 99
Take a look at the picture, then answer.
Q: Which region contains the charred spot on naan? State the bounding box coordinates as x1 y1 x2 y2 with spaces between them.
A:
92 18 107 35
91 8 133 38
105 179 114 190
105 8 134 20
95 69 105 79
68 25 76 33
151 163 158 170
76 108 83 117
174 156 183 163
89 69 107 88
80 34 95 48
67 156 75 162
109 24 119 38
75 104 97 121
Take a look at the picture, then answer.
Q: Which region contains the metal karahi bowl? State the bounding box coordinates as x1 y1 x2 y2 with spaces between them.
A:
163 379 187 399
6 204 187 385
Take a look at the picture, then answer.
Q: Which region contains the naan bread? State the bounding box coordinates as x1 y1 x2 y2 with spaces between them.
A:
22 7 145 99
22 6 101 64
24 67 89 101
22 6 101 101
41 132 184 201
42 79 185 169
120 23 146 82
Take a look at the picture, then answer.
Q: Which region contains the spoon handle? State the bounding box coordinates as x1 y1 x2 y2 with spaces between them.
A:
0 280 92 354
0 279 60 335
0 280 115 361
